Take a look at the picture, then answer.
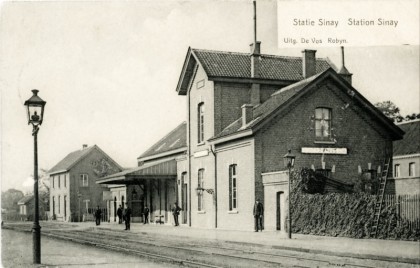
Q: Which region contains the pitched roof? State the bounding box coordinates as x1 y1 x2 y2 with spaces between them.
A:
48 145 123 175
193 49 333 80
18 195 34 205
176 47 336 95
138 122 187 160
393 120 420 156
213 71 324 139
211 69 404 142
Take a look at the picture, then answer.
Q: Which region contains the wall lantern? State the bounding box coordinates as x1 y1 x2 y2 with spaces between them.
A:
283 149 296 169
195 187 214 195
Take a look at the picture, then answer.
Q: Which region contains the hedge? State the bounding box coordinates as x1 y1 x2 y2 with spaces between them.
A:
289 169 420 240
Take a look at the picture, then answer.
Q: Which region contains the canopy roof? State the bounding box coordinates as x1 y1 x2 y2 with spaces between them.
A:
96 159 177 185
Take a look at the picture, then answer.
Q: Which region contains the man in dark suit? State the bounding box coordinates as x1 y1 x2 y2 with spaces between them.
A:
253 199 264 232
124 204 132 230
143 205 149 224
95 206 102 226
117 205 123 224
172 202 181 226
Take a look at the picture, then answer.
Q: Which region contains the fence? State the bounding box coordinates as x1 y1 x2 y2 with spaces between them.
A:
83 207 108 222
383 194 420 231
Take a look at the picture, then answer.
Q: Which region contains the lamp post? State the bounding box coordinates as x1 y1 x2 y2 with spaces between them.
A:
283 149 295 239
24 89 46 264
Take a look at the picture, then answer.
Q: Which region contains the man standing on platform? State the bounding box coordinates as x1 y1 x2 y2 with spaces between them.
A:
143 205 149 224
95 206 102 226
117 205 123 224
124 203 132 230
253 199 264 232
172 202 181 226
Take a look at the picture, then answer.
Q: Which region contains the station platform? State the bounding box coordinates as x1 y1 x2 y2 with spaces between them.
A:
73 221 419 264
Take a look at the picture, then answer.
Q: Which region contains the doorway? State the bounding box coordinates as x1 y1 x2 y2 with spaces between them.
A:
182 183 188 224
276 191 284 230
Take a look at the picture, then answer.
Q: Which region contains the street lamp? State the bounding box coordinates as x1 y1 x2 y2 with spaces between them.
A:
24 89 46 264
283 149 295 239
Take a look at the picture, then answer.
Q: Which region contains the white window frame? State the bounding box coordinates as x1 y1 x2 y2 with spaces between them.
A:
198 169 204 211
197 103 205 144
80 174 89 187
394 164 400 178
315 107 332 141
409 162 415 177
229 164 238 211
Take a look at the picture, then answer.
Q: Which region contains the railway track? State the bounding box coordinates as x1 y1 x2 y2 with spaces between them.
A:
3 223 417 268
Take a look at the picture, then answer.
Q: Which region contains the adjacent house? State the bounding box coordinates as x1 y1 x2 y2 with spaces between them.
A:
391 119 420 195
48 144 123 221
98 42 404 233
17 194 48 221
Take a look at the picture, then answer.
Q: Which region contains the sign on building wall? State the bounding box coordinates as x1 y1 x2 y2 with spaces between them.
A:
103 191 113 201
301 147 348 155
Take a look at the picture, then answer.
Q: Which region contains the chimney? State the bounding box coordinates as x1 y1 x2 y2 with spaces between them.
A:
302 49 317 78
338 46 353 85
250 42 261 106
242 104 253 127
83 144 88 150
249 1 261 106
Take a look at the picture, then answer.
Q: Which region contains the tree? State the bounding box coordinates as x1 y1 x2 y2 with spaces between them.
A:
374 101 404 122
404 113 420 121
1 189 24 211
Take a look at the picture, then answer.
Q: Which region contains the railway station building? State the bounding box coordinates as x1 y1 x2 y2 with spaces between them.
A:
97 42 404 233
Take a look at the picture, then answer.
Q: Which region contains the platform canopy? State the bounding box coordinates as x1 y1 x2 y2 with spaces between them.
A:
96 159 177 185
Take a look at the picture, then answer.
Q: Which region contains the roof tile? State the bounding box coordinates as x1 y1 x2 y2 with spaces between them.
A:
192 49 333 81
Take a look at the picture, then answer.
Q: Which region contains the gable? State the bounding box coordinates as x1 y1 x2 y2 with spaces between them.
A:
176 48 335 95
210 69 404 143
48 145 123 176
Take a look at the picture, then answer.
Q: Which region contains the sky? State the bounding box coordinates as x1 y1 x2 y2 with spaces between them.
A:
1 0 419 193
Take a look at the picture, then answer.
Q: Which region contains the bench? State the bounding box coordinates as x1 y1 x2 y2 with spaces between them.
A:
154 215 164 224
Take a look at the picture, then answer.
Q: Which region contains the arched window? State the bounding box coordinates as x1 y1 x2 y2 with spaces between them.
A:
197 103 205 143
315 107 332 141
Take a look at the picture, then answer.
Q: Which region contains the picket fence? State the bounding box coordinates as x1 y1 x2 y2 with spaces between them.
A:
383 194 420 230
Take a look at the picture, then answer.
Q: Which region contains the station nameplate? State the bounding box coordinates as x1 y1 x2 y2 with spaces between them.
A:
194 150 209 158
301 147 347 155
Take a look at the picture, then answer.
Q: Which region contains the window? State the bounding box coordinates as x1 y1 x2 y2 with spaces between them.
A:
315 108 332 141
52 196 55 215
64 174 67 188
58 195 61 214
197 103 205 144
394 164 400 178
409 162 416 177
197 79 205 89
198 169 204 211
58 175 61 188
52 176 55 189
80 174 88 187
229 164 238 211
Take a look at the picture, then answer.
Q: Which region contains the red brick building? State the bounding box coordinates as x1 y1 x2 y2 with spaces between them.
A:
99 42 403 232
48 145 122 221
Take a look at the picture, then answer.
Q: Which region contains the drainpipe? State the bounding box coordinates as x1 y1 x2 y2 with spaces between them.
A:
210 145 218 228
188 85 192 227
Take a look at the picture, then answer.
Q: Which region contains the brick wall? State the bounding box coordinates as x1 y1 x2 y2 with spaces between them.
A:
255 79 394 187
214 82 281 134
